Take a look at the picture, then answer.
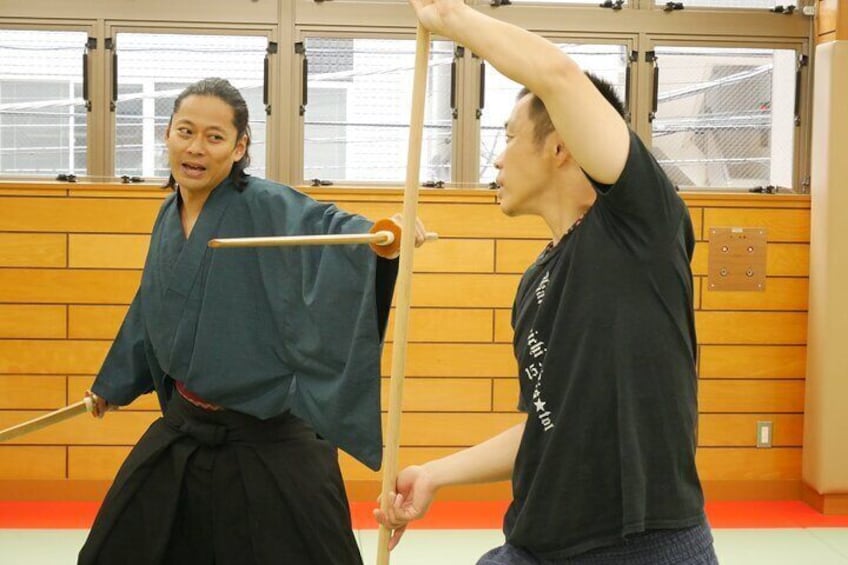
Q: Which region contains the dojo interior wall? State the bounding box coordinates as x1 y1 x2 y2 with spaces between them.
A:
0 184 810 501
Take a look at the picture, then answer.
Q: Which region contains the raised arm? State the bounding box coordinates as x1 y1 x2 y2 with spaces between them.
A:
410 0 630 184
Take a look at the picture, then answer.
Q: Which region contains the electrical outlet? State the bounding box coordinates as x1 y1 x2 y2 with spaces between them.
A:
756 421 773 448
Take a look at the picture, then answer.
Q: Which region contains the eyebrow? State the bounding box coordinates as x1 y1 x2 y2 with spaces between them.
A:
173 119 226 134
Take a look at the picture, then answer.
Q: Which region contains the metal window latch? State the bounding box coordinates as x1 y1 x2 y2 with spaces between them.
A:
663 2 684 11
749 185 791 194
422 180 445 188
488 182 499 190
491 0 512 6
771 4 796 13
599 0 624 10
121 175 144 184
56 174 77 183
310 178 333 187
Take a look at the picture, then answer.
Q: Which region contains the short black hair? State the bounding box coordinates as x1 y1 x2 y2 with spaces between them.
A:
164 77 252 191
517 72 626 146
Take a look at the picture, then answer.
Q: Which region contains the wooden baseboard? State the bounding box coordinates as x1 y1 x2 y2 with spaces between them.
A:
802 483 848 515
701 480 801 501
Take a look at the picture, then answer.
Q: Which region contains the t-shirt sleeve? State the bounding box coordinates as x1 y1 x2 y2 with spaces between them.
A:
587 130 687 254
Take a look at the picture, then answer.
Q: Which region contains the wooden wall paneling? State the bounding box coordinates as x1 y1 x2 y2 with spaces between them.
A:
0 269 140 304
696 311 807 345
0 340 111 375
0 233 66 267
699 380 805 412
0 375 67 409
68 306 129 340
699 345 807 378
68 235 149 269
379 378 493 412
0 305 66 338
385 308 493 342
0 446 67 480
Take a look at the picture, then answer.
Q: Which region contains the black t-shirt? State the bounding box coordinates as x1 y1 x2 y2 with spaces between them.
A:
504 131 705 560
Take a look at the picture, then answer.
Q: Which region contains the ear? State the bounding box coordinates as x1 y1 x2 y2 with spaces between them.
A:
232 134 248 162
549 134 570 167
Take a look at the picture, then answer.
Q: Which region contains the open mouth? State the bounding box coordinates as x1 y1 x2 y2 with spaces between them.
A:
181 163 207 179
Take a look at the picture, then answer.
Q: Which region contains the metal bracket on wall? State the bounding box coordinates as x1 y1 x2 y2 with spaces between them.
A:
707 227 768 291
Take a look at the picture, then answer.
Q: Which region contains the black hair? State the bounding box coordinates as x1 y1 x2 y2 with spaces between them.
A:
164 77 252 191
517 72 626 146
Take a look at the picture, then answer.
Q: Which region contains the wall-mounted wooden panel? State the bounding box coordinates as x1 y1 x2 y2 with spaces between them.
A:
0 269 140 304
699 345 806 378
380 378 493 413
0 375 67 409
0 446 66 480
699 380 806 413
68 235 149 269
0 198 161 233
0 305 66 339
68 306 129 340
381 344 517 378
0 233 66 268
0 340 111 375
414 239 495 273
701 278 808 311
703 209 810 243
696 312 807 345
698 414 803 447
385 309 493 342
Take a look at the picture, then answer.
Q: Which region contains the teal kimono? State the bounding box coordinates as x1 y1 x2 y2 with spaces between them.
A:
91 176 395 470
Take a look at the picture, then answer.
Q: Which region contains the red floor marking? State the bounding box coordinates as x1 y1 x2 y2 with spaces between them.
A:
2 500 848 530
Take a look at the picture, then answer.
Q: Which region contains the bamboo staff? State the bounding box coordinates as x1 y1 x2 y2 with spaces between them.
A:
0 397 94 443
376 23 431 565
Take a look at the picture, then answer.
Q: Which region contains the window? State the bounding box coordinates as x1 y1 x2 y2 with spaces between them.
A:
655 0 779 8
113 32 268 178
479 43 629 184
302 37 454 184
651 46 797 189
0 29 88 176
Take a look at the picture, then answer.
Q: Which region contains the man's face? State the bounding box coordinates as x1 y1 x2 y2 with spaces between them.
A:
494 95 555 217
165 94 246 198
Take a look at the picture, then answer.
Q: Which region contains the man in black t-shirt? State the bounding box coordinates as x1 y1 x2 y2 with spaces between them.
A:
375 1 719 563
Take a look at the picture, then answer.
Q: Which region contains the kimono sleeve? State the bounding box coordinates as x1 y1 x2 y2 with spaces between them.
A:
90 290 155 406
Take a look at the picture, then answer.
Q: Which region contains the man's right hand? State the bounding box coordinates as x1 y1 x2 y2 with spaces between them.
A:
85 391 115 419
373 464 439 550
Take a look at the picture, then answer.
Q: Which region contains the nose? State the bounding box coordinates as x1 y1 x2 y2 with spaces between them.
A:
186 136 205 155
494 149 504 170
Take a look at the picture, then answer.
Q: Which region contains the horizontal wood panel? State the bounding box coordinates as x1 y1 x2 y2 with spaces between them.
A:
494 310 513 343
496 240 546 274
0 410 156 445
68 234 150 269
386 309 493 343
389 413 524 447
0 375 67 409
695 447 801 481
703 209 810 243
0 269 140 304
413 239 494 273
68 377 160 411
696 311 807 345
698 414 803 447
409 274 521 308
0 305 66 339
380 378 492 412
701 278 808 311
0 197 162 233
692 242 810 277
68 306 128 340
492 378 520 412
0 233 66 267
0 446 66 480
0 340 110 375
381 344 517 377
699 345 806 379
68 446 133 480
699 380 805 413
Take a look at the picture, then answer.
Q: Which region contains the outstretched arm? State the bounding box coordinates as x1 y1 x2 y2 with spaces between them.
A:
374 419 525 549
409 0 630 185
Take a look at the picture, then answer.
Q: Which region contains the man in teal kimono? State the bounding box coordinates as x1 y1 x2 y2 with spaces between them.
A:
79 78 416 565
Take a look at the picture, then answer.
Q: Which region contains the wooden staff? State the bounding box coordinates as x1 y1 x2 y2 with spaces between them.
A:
376 23 431 565
0 397 94 443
